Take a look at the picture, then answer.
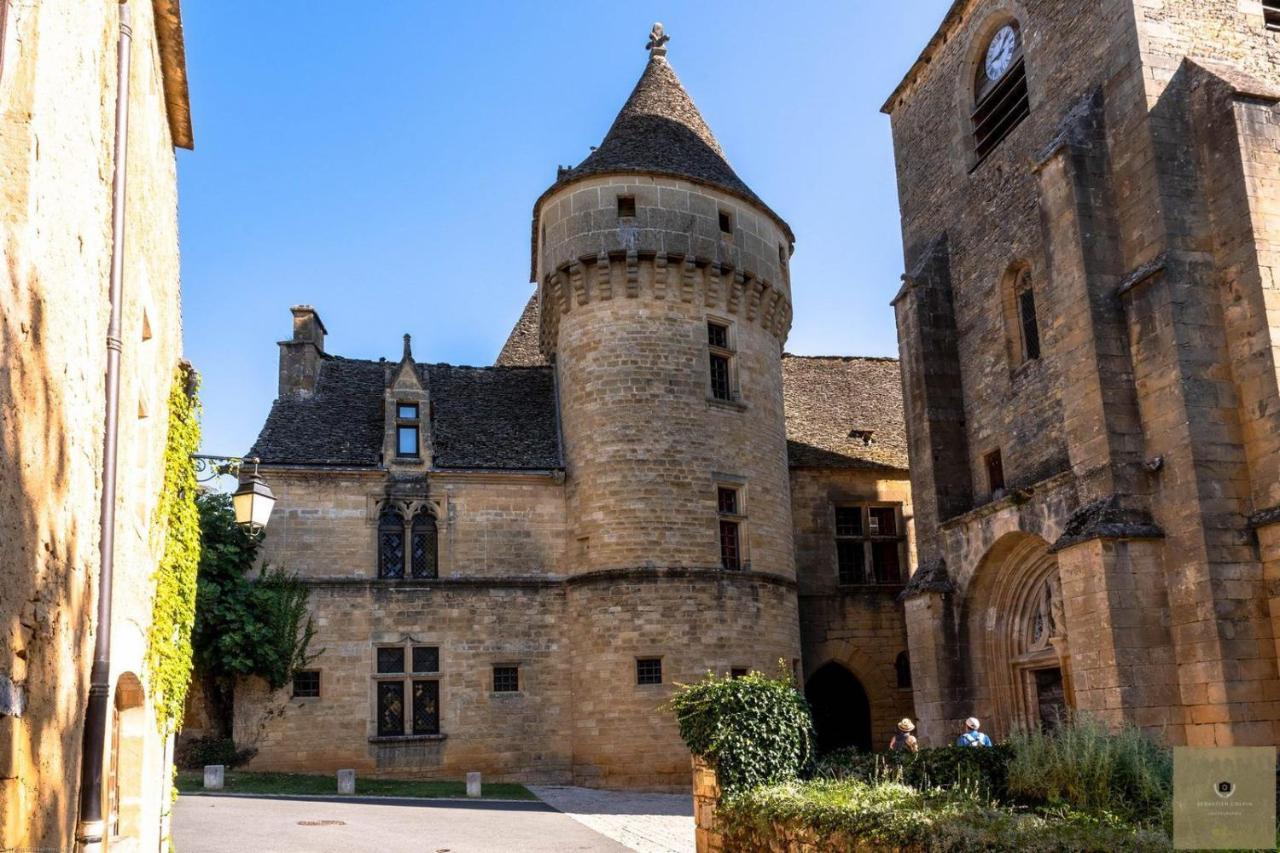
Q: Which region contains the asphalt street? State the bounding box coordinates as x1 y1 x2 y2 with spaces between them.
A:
173 793 629 853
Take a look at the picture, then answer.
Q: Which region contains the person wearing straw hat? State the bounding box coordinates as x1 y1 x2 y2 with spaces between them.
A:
889 718 918 753
956 717 993 747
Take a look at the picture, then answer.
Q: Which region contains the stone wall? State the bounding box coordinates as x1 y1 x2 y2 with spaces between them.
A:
791 469 916 746
0 1 186 848
236 581 575 784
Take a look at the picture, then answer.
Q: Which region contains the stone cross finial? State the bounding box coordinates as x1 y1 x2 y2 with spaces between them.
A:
402 333 412 361
646 23 669 57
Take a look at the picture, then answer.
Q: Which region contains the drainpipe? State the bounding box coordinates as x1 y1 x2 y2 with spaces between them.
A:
76 2 131 849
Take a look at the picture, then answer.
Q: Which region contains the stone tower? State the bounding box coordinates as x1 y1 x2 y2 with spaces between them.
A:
886 0 1280 747
531 24 802 787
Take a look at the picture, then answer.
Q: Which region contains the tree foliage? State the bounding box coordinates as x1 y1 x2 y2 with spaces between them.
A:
668 667 814 793
192 491 318 736
146 364 203 731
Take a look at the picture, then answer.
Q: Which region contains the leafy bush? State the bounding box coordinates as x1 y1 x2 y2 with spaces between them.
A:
719 779 1171 852
173 736 257 770
667 669 813 793
1006 716 1171 825
815 744 1014 801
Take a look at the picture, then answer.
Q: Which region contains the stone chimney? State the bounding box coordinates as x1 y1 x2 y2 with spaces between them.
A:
278 305 327 398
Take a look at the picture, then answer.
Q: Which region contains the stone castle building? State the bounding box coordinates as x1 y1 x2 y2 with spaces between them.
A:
0 0 193 849
234 29 915 789
888 0 1280 747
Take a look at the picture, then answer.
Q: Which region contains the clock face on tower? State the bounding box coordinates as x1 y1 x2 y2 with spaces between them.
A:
985 25 1019 82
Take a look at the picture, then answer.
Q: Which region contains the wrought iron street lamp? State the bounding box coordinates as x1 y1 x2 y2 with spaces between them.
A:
192 454 276 532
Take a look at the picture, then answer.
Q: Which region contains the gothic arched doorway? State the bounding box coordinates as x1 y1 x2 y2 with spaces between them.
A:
805 662 872 754
965 532 1074 739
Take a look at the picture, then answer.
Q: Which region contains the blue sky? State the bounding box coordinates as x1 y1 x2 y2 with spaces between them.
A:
178 1 953 458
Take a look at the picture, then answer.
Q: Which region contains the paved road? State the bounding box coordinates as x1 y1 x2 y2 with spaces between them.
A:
528 786 694 853
174 793 628 853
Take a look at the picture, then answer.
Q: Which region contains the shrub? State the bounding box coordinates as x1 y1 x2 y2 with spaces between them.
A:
815 744 1014 801
719 779 1171 852
667 669 813 793
174 736 257 770
1006 715 1171 825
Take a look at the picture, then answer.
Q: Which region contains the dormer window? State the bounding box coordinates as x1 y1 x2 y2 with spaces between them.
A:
973 21 1030 162
397 402 420 458
848 429 875 446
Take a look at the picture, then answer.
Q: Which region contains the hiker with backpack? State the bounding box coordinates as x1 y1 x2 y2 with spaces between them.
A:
956 717 993 747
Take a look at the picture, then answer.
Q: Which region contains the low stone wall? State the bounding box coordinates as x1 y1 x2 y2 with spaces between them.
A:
691 757 721 853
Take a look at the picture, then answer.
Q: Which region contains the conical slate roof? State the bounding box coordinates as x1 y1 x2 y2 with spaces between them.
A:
534 33 792 249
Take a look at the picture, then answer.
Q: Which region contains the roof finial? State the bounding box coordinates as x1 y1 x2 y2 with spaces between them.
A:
402 333 412 361
646 22 669 58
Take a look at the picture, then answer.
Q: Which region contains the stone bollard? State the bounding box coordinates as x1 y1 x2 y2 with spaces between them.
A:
465 772 481 798
203 765 225 790
337 769 356 795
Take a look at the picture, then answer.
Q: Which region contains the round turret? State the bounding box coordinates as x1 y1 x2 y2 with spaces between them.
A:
532 27 802 790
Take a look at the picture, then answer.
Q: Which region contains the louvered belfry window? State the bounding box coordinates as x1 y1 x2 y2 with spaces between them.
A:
378 508 405 579
973 22 1030 162
410 510 438 579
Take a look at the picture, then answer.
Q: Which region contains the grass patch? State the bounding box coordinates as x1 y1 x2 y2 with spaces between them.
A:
176 770 535 800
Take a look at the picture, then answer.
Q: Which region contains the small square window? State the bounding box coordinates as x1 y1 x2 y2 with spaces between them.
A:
377 646 405 674
398 403 419 420
778 244 787 266
718 210 732 234
617 195 636 218
493 665 519 693
636 658 663 685
397 425 419 457
412 646 439 674
730 668 749 679
292 670 320 698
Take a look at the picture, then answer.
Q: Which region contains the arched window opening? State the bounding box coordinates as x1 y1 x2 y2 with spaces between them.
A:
895 651 913 689
804 663 872 754
973 20 1029 161
378 508 405 579
410 509 438 579
1002 265 1041 368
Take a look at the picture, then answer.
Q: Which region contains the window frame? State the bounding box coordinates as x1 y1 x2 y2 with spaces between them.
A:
833 503 907 586
378 508 406 579
985 449 1006 496
410 509 439 579
636 657 664 686
492 664 520 694
1265 0 1280 31
716 483 747 571
372 641 442 739
706 318 738 403
291 669 321 699
395 401 421 459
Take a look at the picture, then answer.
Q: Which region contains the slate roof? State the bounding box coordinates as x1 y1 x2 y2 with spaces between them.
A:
782 355 909 471
532 50 793 270
495 294 547 367
249 358 561 470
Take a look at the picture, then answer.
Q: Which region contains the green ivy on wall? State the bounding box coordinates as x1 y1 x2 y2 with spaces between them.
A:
146 363 202 731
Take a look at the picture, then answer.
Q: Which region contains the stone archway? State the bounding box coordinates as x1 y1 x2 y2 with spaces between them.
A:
964 533 1073 739
110 673 146 841
804 662 872 754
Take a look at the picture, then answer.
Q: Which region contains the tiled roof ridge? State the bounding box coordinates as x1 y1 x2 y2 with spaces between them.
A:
782 353 899 363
